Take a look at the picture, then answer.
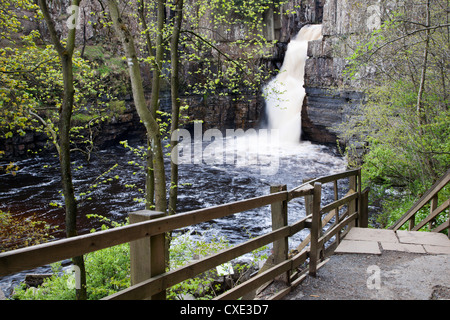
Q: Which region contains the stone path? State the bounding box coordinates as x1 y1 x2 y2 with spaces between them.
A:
282 227 450 300
335 227 450 255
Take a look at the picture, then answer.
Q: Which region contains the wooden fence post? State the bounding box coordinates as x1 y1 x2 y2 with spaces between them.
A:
349 174 357 228
309 182 322 277
303 178 313 217
270 185 289 283
429 195 438 231
359 187 370 228
408 213 416 231
129 210 166 300
333 180 340 244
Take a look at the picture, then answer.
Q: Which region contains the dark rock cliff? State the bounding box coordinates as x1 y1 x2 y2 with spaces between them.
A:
301 0 400 144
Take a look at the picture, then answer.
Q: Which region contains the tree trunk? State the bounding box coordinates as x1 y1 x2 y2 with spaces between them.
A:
139 0 165 210
416 0 436 180
416 0 430 127
169 0 184 216
107 0 167 213
60 54 87 300
38 0 87 300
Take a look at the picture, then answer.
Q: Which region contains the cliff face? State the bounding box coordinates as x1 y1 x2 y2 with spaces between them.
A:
301 0 400 144
28 0 326 133
180 0 326 132
301 0 369 143
190 0 383 144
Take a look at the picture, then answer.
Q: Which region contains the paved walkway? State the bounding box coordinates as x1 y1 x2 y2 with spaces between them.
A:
335 227 450 255
282 227 450 300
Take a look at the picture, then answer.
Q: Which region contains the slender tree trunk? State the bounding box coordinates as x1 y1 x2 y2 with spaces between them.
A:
416 0 430 128
416 0 437 181
38 0 87 300
60 52 87 301
108 0 167 213
60 55 87 300
139 0 165 209
169 0 184 216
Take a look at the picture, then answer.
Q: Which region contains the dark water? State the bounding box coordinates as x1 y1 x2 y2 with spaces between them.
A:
0 138 347 296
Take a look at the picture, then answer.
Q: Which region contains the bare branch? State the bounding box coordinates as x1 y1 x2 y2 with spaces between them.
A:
367 23 450 59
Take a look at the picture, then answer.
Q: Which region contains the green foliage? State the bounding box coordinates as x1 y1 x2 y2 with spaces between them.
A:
337 1 449 228
0 0 40 41
168 229 268 300
12 216 130 300
0 33 114 151
81 45 129 96
12 242 130 300
0 5 123 157
167 231 231 300
0 161 19 175
371 184 450 233
340 78 449 188
12 263 76 300
136 0 287 102
214 0 284 21
0 210 57 252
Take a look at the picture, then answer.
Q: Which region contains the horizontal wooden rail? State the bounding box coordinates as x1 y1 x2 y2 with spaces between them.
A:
0 191 287 277
214 250 309 300
412 199 450 232
320 191 358 215
289 169 360 196
306 168 361 186
104 216 309 300
434 220 450 234
288 184 314 200
390 168 450 231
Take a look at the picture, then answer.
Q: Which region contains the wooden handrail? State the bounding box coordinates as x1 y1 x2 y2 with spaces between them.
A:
390 168 450 231
0 168 368 300
0 191 288 277
289 168 361 193
412 199 450 232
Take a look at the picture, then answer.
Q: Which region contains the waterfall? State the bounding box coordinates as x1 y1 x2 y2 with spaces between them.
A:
264 24 323 145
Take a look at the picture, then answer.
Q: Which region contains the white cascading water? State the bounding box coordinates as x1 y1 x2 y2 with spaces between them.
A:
264 24 323 144
220 25 333 176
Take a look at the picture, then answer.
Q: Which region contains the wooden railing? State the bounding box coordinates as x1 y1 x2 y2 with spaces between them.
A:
0 168 368 300
389 168 450 237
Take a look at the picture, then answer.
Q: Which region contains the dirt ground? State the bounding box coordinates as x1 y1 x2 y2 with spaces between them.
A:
259 251 450 300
